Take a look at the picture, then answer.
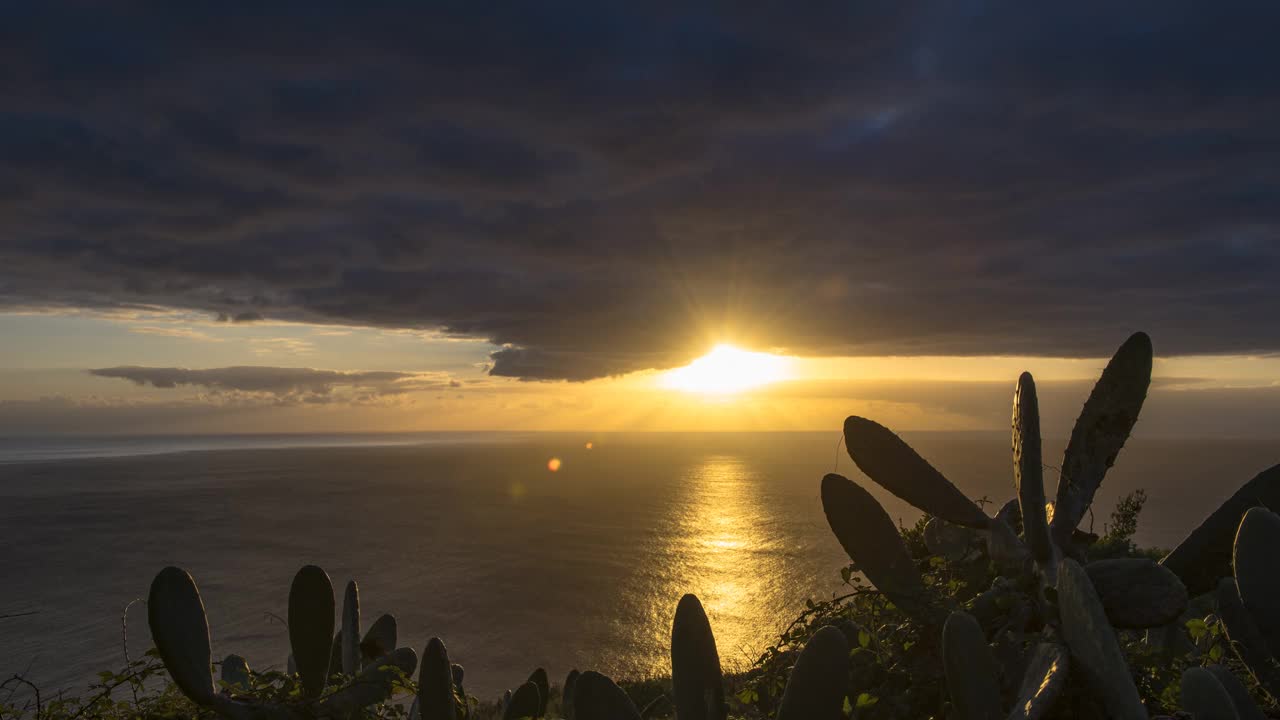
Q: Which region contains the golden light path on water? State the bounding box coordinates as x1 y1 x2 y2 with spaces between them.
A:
622 454 792 677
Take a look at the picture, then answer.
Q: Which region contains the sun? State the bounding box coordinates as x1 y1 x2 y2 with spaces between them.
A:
658 344 793 394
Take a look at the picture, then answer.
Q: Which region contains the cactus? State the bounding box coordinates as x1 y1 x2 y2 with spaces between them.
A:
289 565 335 699
1008 643 1068 720
1206 664 1267 720
774 625 849 720
418 638 457 720
821 473 934 621
505 681 542 720
1181 666 1241 720
671 593 726 720
341 580 360 676
147 567 217 707
1234 507 1280 659
571 671 641 720
563 669 580 720
942 611 1001 720
1057 558 1146 720
361 613 398 667
1162 464 1280 596
221 654 250 692
843 416 990 529
1013 372 1054 571
320 646 417 718
527 667 549 717
1049 331 1152 550
1083 558 1188 629
923 517 974 561
1215 577 1280 698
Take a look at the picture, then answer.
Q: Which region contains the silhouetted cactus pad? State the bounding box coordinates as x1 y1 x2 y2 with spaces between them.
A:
1215 577 1280 699
563 669 581 720
1051 332 1152 548
843 416 989 529
1234 507 1280 659
341 580 361 675
147 566 216 706
1084 558 1188 628
775 625 850 720
1057 558 1146 720
220 654 250 692
671 593 726 720
1181 666 1240 720
361 613 398 665
1163 464 1280 596
1014 372 1054 567
1009 643 1069 720
571 672 640 720
506 680 544 720
822 473 933 621
942 611 1001 720
527 667 550 717
1206 665 1266 720
924 517 973 561
320 646 417 718
288 564 335 698
419 637 457 720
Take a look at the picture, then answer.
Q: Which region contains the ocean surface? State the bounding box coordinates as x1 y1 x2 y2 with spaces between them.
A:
1 432 1276 700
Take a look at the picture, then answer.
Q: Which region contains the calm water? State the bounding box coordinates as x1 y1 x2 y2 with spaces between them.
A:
1 432 1276 699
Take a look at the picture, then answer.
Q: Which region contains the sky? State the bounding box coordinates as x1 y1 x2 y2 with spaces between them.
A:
1 2 1278 435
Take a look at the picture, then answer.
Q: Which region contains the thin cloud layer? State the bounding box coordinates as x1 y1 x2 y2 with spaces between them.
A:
88 365 454 402
3 3 1279 379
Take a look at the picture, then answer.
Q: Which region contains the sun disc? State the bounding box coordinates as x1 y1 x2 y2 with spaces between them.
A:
658 344 792 394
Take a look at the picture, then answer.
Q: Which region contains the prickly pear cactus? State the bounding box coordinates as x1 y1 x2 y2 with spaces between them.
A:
220 654 250 692
843 416 989 529
671 593 726 720
570 671 640 720
1008 643 1068 720
147 566 216 707
361 612 398 666
341 580 361 675
1057 558 1146 720
418 637 457 720
774 625 850 720
505 680 542 720
1084 558 1188 628
941 611 1001 720
1181 666 1241 720
527 667 549 717
288 564 335 699
821 473 934 622
1013 372 1053 570
563 669 580 720
1049 331 1152 550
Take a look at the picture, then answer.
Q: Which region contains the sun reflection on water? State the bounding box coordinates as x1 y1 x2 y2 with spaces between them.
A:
631 455 787 676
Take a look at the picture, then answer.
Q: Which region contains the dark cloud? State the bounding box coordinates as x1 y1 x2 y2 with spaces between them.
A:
88 366 449 398
3 2 1279 379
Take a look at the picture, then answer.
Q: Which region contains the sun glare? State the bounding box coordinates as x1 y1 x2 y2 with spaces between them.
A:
659 344 793 395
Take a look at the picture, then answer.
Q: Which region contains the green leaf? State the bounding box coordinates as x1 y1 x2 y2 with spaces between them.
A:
1186 618 1208 640
858 630 871 648
856 692 879 708
843 696 854 714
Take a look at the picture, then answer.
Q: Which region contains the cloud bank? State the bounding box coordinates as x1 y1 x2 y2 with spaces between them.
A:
88 365 455 403
2 3 1279 379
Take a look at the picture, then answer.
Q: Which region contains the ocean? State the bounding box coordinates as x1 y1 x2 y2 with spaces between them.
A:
1 432 1276 700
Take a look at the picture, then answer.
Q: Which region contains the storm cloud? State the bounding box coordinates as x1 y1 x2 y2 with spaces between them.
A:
4 2 1279 379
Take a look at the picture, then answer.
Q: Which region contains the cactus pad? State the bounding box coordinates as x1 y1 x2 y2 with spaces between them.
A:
288 564 335 699
1084 558 1188 628
1057 559 1146 720
775 625 850 720
671 593 726 720
942 611 1001 720
147 567 216 707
